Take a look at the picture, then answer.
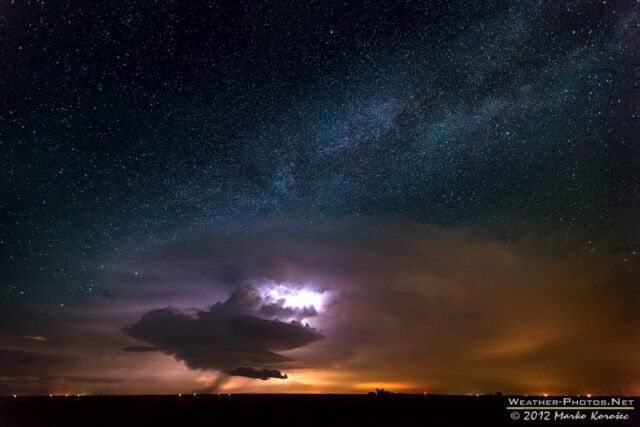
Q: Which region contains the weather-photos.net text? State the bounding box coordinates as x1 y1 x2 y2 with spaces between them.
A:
506 397 635 422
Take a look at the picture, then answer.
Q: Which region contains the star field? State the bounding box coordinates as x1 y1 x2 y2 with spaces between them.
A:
1 0 639 395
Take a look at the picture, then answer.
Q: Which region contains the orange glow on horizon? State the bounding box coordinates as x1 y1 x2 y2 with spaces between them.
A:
353 382 416 392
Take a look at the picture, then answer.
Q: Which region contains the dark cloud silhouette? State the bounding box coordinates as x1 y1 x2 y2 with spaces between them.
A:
259 303 317 320
229 367 288 380
117 218 640 394
123 287 324 379
3 218 638 394
122 346 158 352
205 285 319 321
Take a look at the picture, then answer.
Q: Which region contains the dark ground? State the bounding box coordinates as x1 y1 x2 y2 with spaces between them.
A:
0 394 637 427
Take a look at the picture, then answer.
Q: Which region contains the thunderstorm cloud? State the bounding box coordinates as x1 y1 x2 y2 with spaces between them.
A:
123 287 324 379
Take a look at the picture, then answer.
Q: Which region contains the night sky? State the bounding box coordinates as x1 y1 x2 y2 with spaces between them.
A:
1 0 639 395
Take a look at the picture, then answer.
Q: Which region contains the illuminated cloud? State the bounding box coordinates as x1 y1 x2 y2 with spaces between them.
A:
123 287 325 379
2 0 640 398
118 218 639 394
1 218 638 395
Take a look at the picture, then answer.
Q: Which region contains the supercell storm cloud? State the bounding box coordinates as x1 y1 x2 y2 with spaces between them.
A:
1 0 639 395
123 286 324 379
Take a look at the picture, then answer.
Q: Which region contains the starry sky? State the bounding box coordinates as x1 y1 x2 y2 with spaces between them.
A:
1 0 639 395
